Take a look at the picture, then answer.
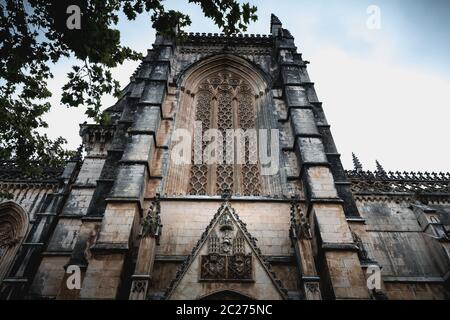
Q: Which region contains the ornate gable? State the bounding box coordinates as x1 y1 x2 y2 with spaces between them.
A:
164 201 288 300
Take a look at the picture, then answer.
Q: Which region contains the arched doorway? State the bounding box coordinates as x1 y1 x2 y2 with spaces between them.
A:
200 289 254 300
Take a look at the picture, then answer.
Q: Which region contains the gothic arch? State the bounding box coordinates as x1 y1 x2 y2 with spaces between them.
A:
178 53 271 94
191 55 266 196
0 201 29 282
164 54 276 196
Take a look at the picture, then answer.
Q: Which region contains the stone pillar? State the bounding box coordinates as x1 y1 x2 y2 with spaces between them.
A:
129 197 162 300
290 199 322 300
275 18 369 299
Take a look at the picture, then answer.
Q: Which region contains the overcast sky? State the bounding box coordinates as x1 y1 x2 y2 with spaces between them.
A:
43 0 450 172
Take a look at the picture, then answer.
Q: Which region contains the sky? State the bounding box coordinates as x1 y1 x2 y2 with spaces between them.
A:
43 0 450 172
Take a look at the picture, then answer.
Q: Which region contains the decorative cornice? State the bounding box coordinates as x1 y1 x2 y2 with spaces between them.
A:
0 160 63 183
181 32 273 46
346 170 450 196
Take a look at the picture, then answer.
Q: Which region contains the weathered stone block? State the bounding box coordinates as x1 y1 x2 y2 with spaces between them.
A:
109 164 146 200
282 65 302 84
62 188 95 216
96 203 139 245
130 105 161 133
290 109 319 136
122 134 155 164
76 158 105 185
296 137 328 164
47 218 82 251
284 85 308 107
139 81 166 105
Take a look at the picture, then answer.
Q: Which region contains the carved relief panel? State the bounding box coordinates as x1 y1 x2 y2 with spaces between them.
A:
200 211 253 281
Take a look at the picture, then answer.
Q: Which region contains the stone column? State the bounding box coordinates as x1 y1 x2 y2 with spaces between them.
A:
129 197 162 300
290 198 322 300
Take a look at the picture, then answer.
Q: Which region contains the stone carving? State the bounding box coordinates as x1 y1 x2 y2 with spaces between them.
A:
228 253 252 280
0 222 18 250
238 86 261 196
131 279 147 293
200 211 252 281
351 231 369 261
305 282 320 295
346 170 450 195
189 91 212 195
164 202 289 299
290 198 312 240
216 85 235 194
141 196 162 244
200 253 226 280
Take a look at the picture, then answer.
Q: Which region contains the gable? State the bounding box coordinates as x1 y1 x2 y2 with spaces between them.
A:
164 201 288 300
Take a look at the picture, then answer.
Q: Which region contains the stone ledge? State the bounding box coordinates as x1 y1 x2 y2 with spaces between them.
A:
302 276 321 282
321 242 359 252
41 251 72 256
81 215 104 222
383 276 444 283
90 242 129 253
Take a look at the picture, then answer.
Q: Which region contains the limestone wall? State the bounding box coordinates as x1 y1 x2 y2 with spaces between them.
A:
357 199 450 299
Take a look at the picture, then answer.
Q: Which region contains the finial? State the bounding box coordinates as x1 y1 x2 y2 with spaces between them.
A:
271 14 282 25
375 160 386 175
352 153 363 172
270 14 282 36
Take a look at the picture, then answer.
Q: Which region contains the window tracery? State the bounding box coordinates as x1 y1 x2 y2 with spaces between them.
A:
188 71 261 196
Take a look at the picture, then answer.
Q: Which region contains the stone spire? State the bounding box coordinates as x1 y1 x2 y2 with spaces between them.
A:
270 13 282 36
376 160 386 176
352 153 363 172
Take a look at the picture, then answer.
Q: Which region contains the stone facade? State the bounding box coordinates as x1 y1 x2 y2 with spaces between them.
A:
0 14 449 300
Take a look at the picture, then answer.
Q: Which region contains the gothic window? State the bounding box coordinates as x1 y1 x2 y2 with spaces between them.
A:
188 72 262 196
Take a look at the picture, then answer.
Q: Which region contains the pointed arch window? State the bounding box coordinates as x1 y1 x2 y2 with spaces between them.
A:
188 71 262 196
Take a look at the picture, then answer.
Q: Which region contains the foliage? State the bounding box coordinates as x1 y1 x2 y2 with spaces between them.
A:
0 0 257 172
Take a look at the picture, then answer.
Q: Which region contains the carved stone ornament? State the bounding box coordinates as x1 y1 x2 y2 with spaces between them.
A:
141 196 162 243
290 198 312 240
351 231 369 261
200 212 253 281
131 279 147 293
305 282 320 295
164 202 289 299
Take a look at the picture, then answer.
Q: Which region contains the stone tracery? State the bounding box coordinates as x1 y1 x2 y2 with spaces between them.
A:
187 70 262 196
